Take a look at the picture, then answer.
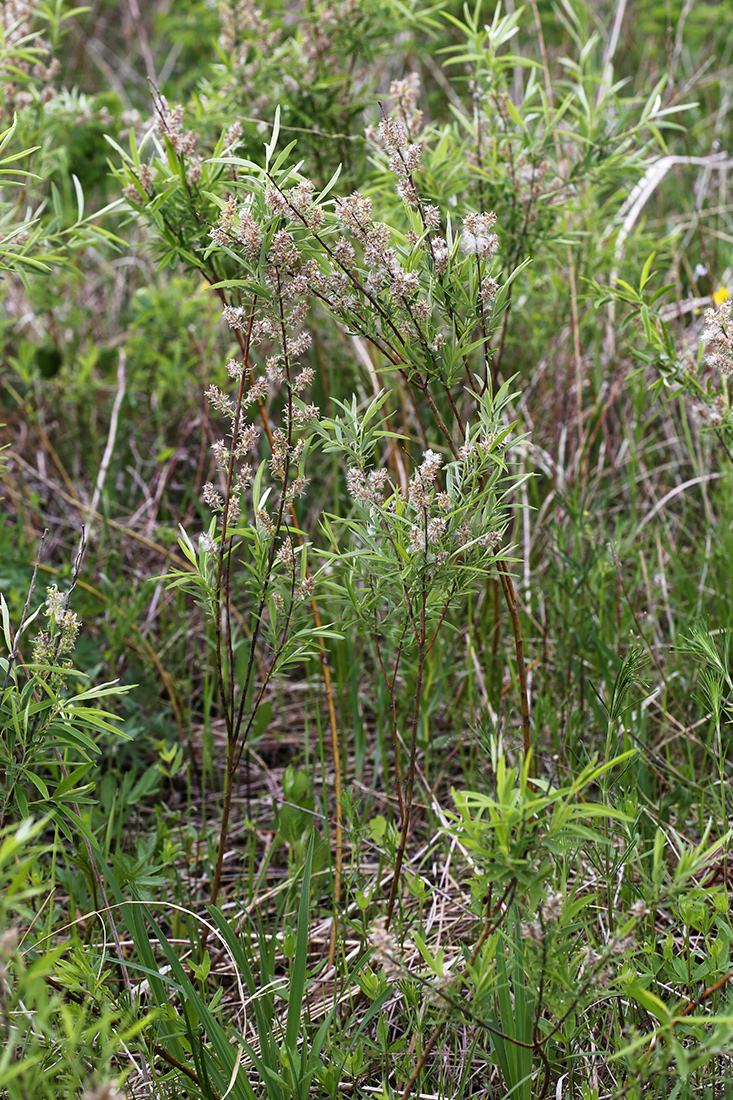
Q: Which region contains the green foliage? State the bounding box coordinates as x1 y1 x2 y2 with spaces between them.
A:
0 583 130 827
0 819 137 1098
3 0 733 1097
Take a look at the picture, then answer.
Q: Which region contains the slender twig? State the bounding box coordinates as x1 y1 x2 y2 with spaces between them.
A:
154 1044 208 1089
204 273 343 947
533 903 549 1049
401 880 518 1100
373 604 406 818
385 585 427 927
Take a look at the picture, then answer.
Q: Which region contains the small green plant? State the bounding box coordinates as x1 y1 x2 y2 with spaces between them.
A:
4 0 733 1097
0 551 129 830
0 817 138 1099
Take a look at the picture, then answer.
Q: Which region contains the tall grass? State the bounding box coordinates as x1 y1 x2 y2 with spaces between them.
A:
2 0 733 1097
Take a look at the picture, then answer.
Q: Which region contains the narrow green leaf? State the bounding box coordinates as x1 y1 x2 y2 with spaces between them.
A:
285 832 315 1051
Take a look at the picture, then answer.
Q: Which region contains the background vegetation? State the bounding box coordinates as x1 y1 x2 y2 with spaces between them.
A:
2 0 733 1097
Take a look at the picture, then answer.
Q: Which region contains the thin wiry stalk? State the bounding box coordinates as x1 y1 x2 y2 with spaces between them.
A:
205 272 344 936
385 583 427 928
373 604 407 819
401 880 518 1100
208 282 297 917
212 303 257 744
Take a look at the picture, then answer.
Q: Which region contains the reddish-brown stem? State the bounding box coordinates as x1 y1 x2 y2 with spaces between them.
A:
426 580 459 655
385 586 427 928
203 277 343 937
401 879 518 1100
207 734 237 922
374 608 406 818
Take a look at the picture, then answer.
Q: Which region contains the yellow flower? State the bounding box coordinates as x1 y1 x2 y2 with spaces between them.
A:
713 286 729 305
